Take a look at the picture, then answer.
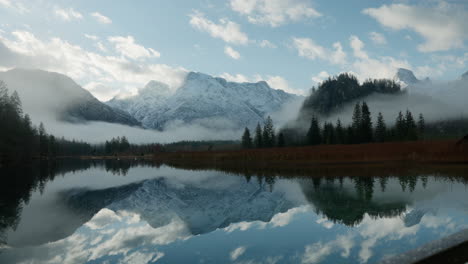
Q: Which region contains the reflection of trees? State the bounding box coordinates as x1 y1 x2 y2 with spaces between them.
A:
0 159 160 244
301 178 407 227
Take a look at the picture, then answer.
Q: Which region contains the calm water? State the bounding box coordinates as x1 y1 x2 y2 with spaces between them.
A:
1 160 468 264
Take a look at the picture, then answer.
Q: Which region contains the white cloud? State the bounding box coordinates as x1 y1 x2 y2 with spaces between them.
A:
108 35 160 60
54 7 83 21
219 73 250 83
369 32 387 45
348 35 411 81
363 3 468 52
95 42 107 52
270 206 310 227
0 30 187 101
91 12 112 24
230 246 246 261
258 39 277 48
311 71 330 84
230 0 322 27
349 35 368 59
0 0 29 13
292 37 347 65
219 72 305 95
302 235 353 264
189 11 248 45
330 42 346 65
84 34 98 40
224 45 241 59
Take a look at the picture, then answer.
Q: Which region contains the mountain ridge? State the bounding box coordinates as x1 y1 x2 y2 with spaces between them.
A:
108 71 301 130
0 68 140 126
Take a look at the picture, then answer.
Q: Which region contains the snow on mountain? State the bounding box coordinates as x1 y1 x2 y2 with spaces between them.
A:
107 72 300 130
0 68 140 126
65 177 298 236
395 68 420 86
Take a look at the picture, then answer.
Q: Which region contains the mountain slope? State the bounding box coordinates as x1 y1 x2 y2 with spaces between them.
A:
107 72 300 130
0 68 140 126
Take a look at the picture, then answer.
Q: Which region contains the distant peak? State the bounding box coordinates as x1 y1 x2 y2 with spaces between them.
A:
461 70 468 80
395 68 419 85
186 71 213 81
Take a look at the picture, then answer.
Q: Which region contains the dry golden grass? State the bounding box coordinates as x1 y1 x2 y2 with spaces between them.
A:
153 140 468 165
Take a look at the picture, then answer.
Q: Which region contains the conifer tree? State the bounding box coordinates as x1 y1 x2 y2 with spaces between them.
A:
405 110 418 141
418 113 425 140
241 127 253 148
360 102 373 143
375 112 387 142
395 111 405 140
351 102 362 143
322 122 335 144
307 115 322 145
335 119 345 144
277 132 285 147
262 116 275 147
254 123 263 148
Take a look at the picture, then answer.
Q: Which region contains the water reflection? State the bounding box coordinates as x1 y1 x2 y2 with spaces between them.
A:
0 160 467 263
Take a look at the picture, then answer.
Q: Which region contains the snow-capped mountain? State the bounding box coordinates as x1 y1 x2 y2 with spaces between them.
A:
107 72 300 130
395 68 420 86
0 68 140 126
64 177 297 237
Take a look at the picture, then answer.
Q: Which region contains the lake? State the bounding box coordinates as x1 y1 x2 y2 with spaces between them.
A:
0 160 467 264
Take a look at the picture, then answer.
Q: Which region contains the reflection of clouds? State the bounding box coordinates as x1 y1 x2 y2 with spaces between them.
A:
358 213 419 263
230 246 246 261
2 208 191 264
316 217 334 229
122 250 164 264
225 205 312 232
302 235 353 264
270 206 310 227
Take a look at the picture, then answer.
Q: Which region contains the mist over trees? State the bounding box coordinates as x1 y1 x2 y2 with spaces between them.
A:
301 73 402 117
242 102 426 148
0 81 96 164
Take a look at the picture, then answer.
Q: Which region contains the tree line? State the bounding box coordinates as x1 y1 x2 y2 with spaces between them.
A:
241 116 286 148
0 81 95 163
241 102 425 148
0 81 163 164
305 102 425 145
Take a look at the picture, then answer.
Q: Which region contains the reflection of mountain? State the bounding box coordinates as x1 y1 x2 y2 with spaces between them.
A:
65 178 296 236
403 208 436 227
301 178 407 226
0 159 157 246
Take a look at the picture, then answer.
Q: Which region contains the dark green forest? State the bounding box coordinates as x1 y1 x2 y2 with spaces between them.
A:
242 102 425 148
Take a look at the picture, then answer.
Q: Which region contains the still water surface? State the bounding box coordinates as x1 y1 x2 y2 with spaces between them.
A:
0 160 467 263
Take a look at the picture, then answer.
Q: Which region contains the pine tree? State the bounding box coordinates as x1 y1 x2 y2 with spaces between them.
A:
405 110 418 141
254 123 263 148
418 113 425 140
277 132 285 147
360 102 373 143
120 136 130 152
322 122 335 144
395 111 405 140
262 116 275 148
241 127 253 148
374 112 387 142
335 119 345 144
307 115 322 145
38 122 48 157
351 102 362 143
10 91 23 116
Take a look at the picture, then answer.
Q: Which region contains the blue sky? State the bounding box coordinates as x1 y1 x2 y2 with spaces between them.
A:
0 0 467 100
